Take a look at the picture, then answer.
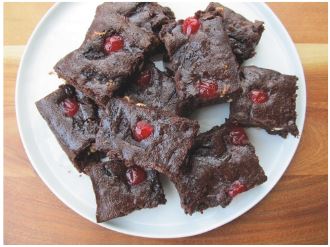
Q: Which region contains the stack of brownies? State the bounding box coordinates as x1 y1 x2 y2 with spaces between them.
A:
36 2 299 222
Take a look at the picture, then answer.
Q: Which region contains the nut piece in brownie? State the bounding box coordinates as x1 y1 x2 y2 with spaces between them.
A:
229 66 299 137
173 123 267 215
95 98 199 179
54 12 158 106
159 9 241 108
84 156 166 222
91 2 175 36
205 3 264 63
35 85 101 172
123 62 190 116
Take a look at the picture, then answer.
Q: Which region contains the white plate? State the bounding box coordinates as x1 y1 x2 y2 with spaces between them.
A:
16 2 306 238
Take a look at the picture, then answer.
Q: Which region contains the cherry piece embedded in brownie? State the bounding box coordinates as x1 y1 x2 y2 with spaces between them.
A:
205 2 264 63
229 66 299 138
159 9 241 108
172 123 267 215
91 2 175 36
35 85 102 172
84 157 166 222
123 62 191 116
95 98 199 179
54 12 159 106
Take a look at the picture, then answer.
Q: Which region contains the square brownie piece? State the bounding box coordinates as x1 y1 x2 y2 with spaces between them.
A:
35 85 101 172
123 62 190 116
159 9 241 108
205 3 264 63
95 98 199 179
173 123 267 214
84 156 166 222
229 66 299 137
92 3 175 36
54 12 158 106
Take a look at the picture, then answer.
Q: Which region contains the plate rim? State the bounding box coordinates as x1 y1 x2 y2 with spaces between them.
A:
15 2 307 238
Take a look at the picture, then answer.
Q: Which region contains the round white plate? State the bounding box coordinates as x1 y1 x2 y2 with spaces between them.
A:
16 2 306 238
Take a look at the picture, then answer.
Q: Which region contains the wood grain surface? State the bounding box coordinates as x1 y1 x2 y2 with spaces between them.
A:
4 2 328 244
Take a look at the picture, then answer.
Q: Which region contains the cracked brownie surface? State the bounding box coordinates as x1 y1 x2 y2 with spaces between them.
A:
84 156 166 222
124 62 190 116
35 85 101 172
91 2 175 36
205 2 264 63
159 9 241 108
173 123 267 214
229 66 299 137
95 98 199 179
54 13 158 106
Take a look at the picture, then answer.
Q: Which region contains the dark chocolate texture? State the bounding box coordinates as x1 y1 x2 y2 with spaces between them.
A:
54 13 158 106
84 157 166 222
91 2 175 35
229 66 299 137
159 9 241 107
124 62 190 116
95 98 199 179
205 2 264 63
35 85 100 172
173 123 267 214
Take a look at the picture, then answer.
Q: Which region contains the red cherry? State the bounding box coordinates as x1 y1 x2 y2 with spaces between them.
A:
126 166 147 185
249 89 269 104
133 121 154 141
229 127 249 145
104 35 124 54
227 181 247 197
136 70 151 87
198 81 218 99
182 17 200 35
62 98 79 117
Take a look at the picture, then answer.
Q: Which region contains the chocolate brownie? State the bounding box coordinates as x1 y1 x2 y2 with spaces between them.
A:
123 62 190 116
91 3 175 36
54 12 158 106
159 9 241 108
229 66 299 137
173 123 267 214
95 98 199 179
205 3 264 63
35 85 102 172
84 156 166 222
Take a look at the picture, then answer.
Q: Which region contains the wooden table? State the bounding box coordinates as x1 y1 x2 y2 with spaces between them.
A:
4 3 328 244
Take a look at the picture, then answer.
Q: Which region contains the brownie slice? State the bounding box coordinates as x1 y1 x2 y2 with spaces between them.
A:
205 3 264 63
159 9 241 108
91 3 175 36
84 156 166 222
95 98 199 179
173 123 267 215
54 12 158 106
229 66 299 137
123 62 191 116
35 85 101 172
